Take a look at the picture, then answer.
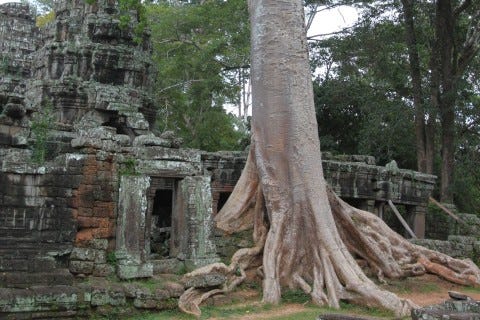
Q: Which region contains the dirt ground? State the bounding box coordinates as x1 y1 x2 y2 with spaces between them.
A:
391 273 480 306
210 274 480 320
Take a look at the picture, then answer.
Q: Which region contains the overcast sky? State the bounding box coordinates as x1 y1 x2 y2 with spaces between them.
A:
0 0 358 33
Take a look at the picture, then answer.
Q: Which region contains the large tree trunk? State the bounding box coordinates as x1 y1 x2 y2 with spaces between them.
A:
436 0 456 202
178 0 480 317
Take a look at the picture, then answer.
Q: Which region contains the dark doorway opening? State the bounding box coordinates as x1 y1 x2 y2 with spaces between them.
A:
150 189 173 258
217 192 231 213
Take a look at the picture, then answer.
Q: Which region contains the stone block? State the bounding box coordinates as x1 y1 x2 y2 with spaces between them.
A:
474 241 480 253
32 257 56 272
70 247 97 261
91 287 125 307
151 259 181 274
133 134 170 147
164 282 185 298
133 296 157 309
69 261 94 274
117 263 153 280
182 272 226 289
92 264 113 277
122 283 142 298
90 239 109 250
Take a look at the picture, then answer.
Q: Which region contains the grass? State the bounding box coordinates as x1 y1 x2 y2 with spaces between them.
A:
124 296 402 320
380 277 440 295
462 286 480 294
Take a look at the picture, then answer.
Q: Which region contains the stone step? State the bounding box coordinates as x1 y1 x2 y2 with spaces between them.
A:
0 270 74 288
151 258 182 274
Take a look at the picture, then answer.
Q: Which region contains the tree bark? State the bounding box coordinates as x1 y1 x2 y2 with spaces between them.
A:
401 0 430 174
178 0 480 317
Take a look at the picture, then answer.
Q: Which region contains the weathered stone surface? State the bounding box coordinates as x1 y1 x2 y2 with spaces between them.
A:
115 175 153 279
133 134 170 147
412 300 480 320
164 281 185 298
0 285 82 313
92 264 114 277
69 261 94 275
449 291 473 301
91 287 126 307
182 272 227 289
132 287 173 310
151 259 183 275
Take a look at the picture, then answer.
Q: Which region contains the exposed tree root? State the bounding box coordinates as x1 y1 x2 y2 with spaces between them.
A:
328 189 480 287
178 161 268 316
178 153 480 317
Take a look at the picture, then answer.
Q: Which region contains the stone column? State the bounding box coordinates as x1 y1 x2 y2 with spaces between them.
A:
175 176 219 269
374 201 385 219
116 175 153 279
407 205 426 239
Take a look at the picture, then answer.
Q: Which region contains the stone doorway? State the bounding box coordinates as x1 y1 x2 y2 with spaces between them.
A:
147 178 175 259
216 191 231 213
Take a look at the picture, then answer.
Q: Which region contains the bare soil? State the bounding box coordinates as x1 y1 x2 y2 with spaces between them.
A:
389 273 480 306
211 274 480 320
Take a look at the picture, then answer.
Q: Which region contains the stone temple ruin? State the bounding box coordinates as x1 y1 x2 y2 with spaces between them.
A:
0 0 475 317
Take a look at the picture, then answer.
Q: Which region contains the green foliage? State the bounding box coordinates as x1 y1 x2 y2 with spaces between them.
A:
0 54 9 75
30 100 54 164
147 0 250 151
119 158 138 176
118 0 147 41
310 0 480 197
311 17 417 168
106 252 117 266
175 264 188 276
281 289 310 304
36 10 55 28
453 147 480 214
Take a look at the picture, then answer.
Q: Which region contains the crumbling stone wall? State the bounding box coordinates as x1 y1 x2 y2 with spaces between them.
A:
0 2 38 78
413 212 480 260
0 3 39 147
1 0 213 287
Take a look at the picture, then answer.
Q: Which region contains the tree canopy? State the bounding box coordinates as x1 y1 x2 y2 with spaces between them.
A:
146 0 250 151
310 0 480 208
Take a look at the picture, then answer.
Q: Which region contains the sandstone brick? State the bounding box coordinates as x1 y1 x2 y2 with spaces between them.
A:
77 216 109 228
69 261 94 274
92 264 114 277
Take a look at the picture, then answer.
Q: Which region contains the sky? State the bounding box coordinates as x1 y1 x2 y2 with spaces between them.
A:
0 0 358 31
308 5 358 39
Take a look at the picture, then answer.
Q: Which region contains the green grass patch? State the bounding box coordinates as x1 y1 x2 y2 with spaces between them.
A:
281 289 310 304
124 299 402 320
462 286 480 294
418 283 440 293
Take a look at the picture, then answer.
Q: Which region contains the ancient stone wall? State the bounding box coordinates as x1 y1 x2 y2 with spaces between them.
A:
0 0 219 291
0 3 38 78
412 213 480 260
0 3 39 148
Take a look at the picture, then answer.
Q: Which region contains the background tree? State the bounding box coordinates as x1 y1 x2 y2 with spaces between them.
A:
146 0 250 151
309 0 480 203
310 9 417 168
